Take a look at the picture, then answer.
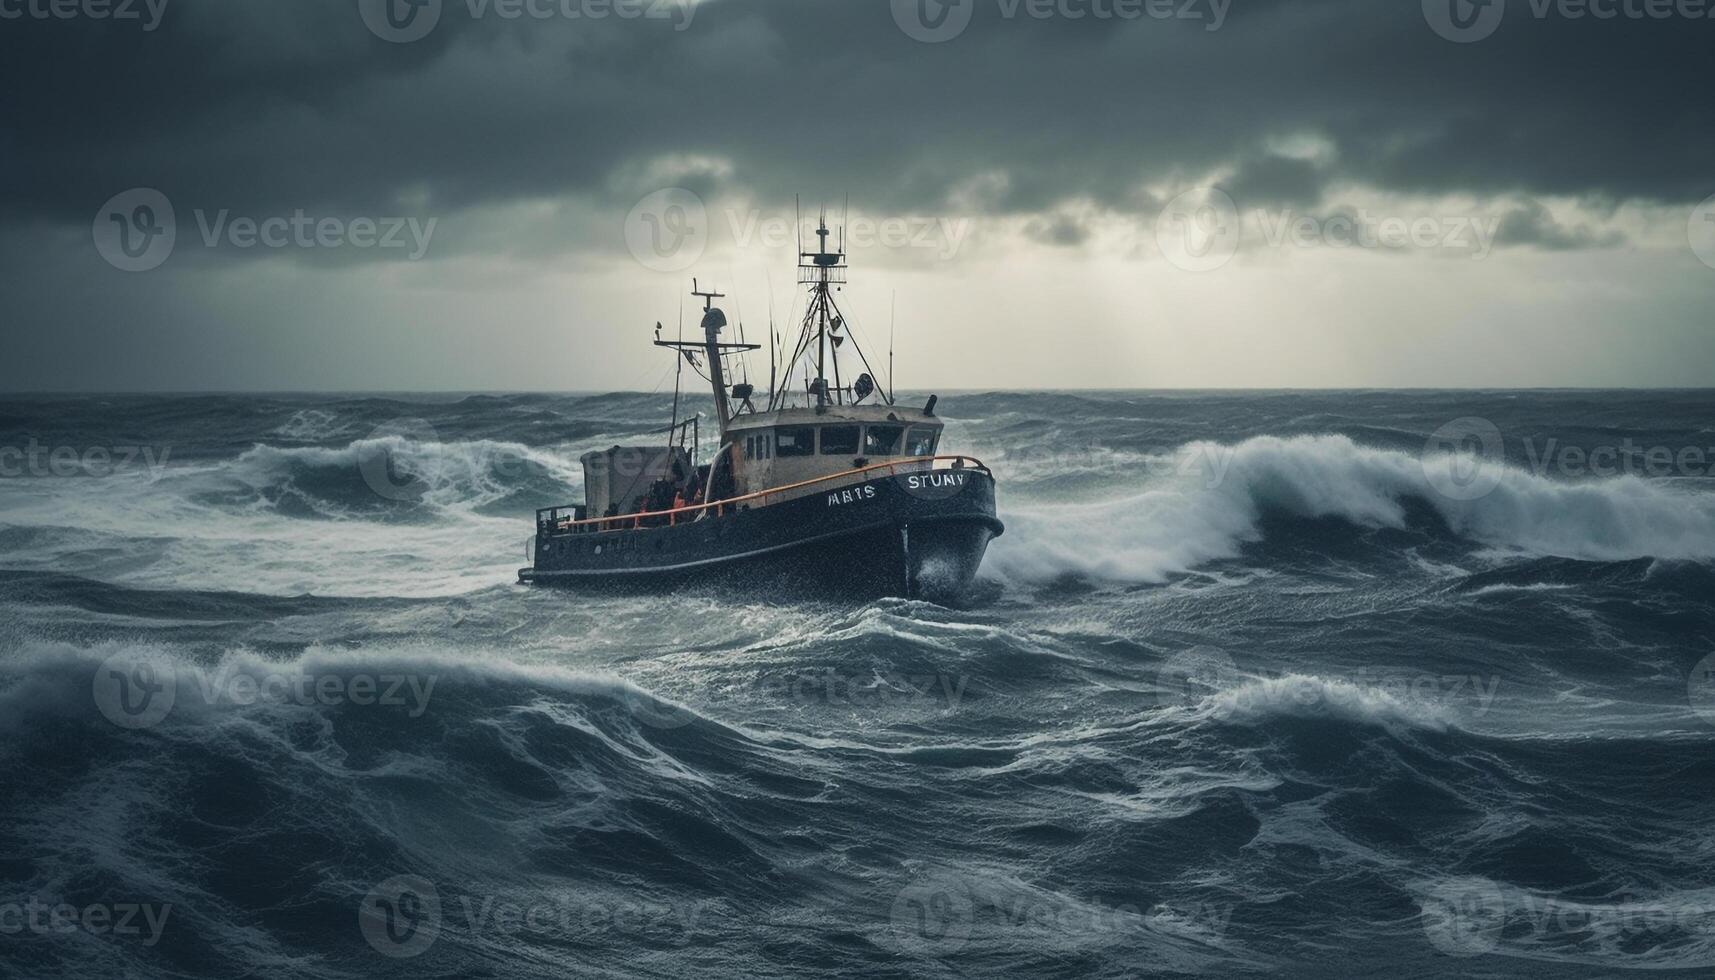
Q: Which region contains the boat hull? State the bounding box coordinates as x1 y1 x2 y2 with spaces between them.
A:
520 468 1002 602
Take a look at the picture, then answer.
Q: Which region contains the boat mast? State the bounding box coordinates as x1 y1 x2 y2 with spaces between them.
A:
653 279 760 439
766 204 891 414
802 213 845 413
692 280 732 429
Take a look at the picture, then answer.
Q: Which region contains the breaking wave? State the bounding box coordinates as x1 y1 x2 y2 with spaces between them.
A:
987 434 1715 585
212 435 584 520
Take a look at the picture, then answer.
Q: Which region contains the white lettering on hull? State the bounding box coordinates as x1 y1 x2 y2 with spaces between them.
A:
906 473 968 490
826 485 879 507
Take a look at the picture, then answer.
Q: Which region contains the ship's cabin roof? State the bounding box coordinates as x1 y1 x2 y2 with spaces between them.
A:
722 404 946 497
726 403 940 432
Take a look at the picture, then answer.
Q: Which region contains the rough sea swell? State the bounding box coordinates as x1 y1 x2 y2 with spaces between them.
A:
2 390 1714 978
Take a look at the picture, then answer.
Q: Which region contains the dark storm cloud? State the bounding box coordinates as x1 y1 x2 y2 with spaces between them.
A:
1223 154 1329 209
1023 210 1093 246
1493 198 1626 250
0 0 1710 256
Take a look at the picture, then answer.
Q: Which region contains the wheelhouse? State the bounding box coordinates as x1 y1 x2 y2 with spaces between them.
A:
723 405 942 498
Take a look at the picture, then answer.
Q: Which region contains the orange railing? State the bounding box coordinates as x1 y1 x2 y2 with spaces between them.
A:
537 455 989 535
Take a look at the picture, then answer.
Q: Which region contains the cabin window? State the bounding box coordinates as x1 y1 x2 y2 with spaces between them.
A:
758 432 771 459
776 426 815 457
864 425 904 456
904 427 937 457
819 425 860 455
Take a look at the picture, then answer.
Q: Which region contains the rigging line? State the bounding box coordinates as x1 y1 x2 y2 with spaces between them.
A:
667 320 684 454
774 288 805 409
782 302 815 381
787 302 820 401
768 264 782 406
730 265 750 385
618 357 670 397
826 292 886 402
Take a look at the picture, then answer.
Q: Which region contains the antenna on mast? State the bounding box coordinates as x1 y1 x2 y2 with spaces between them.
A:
889 290 896 405
766 268 777 404
730 266 749 385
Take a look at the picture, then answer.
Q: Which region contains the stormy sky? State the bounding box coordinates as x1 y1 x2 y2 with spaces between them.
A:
2 0 1712 390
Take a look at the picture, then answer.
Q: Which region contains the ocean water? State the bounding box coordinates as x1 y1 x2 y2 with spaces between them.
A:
2 389 1714 978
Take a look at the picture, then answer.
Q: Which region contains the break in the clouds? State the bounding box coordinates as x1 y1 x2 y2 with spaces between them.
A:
1 0 1713 390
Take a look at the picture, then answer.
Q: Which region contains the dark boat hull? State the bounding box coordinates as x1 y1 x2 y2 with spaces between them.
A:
520 468 1002 602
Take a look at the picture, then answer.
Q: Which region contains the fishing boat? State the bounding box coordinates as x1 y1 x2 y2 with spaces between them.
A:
519 215 1003 601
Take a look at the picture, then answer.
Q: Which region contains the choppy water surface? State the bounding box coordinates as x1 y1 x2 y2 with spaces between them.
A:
2 390 1714 978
